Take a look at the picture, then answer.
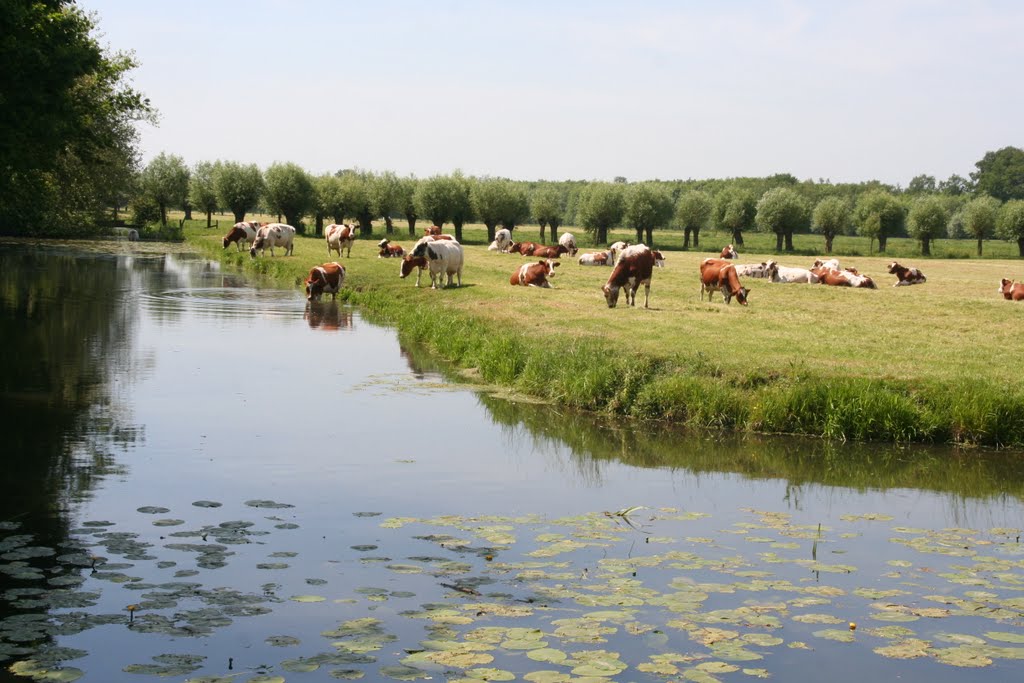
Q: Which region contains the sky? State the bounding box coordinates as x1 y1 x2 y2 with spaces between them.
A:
81 0 1024 186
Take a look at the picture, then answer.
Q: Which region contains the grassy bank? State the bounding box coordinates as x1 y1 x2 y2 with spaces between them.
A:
185 220 1024 448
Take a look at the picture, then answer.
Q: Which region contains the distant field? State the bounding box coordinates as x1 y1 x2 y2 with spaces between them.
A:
185 218 1024 446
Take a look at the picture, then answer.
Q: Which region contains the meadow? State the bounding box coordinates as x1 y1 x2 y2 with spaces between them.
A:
184 218 1024 448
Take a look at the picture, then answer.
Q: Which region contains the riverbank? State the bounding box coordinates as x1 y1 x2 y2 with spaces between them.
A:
186 225 1024 448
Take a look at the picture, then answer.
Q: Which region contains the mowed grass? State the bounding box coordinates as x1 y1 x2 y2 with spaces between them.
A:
185 218 1024 446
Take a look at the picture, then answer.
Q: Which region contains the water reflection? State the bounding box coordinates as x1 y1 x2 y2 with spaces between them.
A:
304 301 354 331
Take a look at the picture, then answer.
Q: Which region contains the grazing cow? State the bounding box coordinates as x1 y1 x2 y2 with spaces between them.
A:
603 244 655 308
811 267 877 289
410 237 464 289
509 241 540 256
608 241 630 265
720 244 738 259
532 244 570 258
326 223 356 258
377 238 405 258
510 259 560 288
222 221 261 251
399 254 429 287
888 262 926 286
651 250 666 267
999 278 1024 301
488 228 513 252
558 232 578 256
812 258 841 270
250 223 296 257
734 262 774 278
767 261 819 284
578 251 612 266
304 262 346 301
699 258 750 305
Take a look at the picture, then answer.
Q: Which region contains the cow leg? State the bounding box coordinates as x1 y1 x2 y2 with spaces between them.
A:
643 282 650 308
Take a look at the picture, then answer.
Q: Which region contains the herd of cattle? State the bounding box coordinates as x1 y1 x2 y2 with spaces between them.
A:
220 221 1024 307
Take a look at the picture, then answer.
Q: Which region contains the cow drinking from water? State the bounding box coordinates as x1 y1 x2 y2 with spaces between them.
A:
511 259 560 288
304 262 346 301
603 244 655 308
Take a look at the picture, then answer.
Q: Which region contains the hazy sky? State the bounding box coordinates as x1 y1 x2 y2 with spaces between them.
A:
82 0 1023 186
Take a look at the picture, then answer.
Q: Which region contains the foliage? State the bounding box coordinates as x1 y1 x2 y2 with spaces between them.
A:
577 183 625 243
370 171 402 231
938 174 971 196
970 146 1024 201
906 196 947 254
415 175 453 228
961 195 1001 255
264 162 315 230
713 188 757 243
905 174 936 195
397 175 418 233
854 190 905 250
213 162 264 223
810 196 851 252
755 187 809 250
448 171 476 237
314 173 343 223
337 170 374 232
138 153 189 226
623 183 675 245
673 190 713 233
530 187 565 229
189 161 219 225
472 178 516 236
997 199 1024 242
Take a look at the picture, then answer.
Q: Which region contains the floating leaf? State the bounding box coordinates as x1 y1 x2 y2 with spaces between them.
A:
136 507 170 514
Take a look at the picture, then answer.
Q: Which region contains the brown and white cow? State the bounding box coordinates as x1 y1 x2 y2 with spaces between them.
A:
510 259 560 288
424 225 443 236
720 244 738 259
250 223 296 257
326 223 356 258
410 236 464 289
651 250 666 267
734 262 774 278
377 238 405 258
999 278 1024 301
532 244 570 259
488 228 513 252
888 262 926 286
603 244 655 308
608 240 630 265
509 241 540 256
558 232 578 257
399 254 429 287
811 267 877 289
304 262 346 301
578 251 611 266
812 258 841 270
700 258 749 305
222 221 262 251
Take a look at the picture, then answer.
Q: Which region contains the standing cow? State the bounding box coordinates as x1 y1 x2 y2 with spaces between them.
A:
326 223 356 258
410 237 464 289
558 232 578 257
700 258 750 305
250 223 296 257
304 262 346 301
603 244 655 308
223 221 261 251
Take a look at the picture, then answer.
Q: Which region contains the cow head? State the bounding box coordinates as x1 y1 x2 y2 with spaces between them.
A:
763 260 779 280
999 278 1014 296
399 255 416 279
887 262 901 274
222 235 230 249
543 259 560 277
378 238 389 249
735 287 750 305
603 283 621 308
305 273 324 301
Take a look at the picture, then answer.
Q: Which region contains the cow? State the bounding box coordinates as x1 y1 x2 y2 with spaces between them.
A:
488 228 513 252
399 254 429 287
888 262 926 286
509 241 540 256
222 221 261 251
734 262 774 278
113 226 139 241
811 267 878 289
578 251 612 266
410 237 464 289
608 241 629 265
250 223 295 257
603 244 655 308
424 225 443 236
700 258 750 305
510 259 560 288
558 232 578 257
304 262 346 301
326 223 356 258
377 238 405 258
812 258 841 270
532 244 570 258
999 278 1024 301
767 261 819 284
651 250 666 267
720 244 738 259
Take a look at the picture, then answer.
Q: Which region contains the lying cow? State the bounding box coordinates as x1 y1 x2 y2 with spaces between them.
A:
509 241 540 256
603 244 654 308
532 244 570 258
510 259 560 288
700 258 750 305
223 221 261 251
250 223 296 257
558 232 578 257
767 261 819 284
608 241 629 265
305 262 346 301
487 228 513 252
377 238 405 258
326 223 356 257
733 262 774 278
811 266 877 289
888 262 926 286
812 258 841 270
720 244 738 259
578 251 611 266
999 278 1024 301
410 236 464 289
424 225 443 236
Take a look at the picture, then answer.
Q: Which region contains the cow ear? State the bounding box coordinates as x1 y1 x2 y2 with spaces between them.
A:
553 261 561 267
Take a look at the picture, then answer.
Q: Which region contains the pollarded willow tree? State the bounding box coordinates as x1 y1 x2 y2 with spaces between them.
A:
414 174 453 232
855 190 905 253
189 161 220 228
214 162 264 223
472 178 514 242
138 153 190 227
313 173 343 234
623 182 674 246
337 171 375 236
998 199 1024 257
810 196 851 254
397 175 418 236
370 171 402 235
448 171 475 243
756 187 809 252
962 195 1002 257
530 187 566 243
906 196 948 256
577 182 625 245
712 188 756 247
264 162 315 232
674 190 713 249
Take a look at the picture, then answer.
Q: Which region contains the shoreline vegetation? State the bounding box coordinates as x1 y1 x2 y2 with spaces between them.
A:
181 221 1024 449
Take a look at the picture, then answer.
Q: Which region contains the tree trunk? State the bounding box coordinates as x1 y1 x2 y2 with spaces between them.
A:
635 227 644 244
878 235 888 253
385 216 394 234
206 210 213 228
645 226 653 245
1018 237 1024 257
159 203 167 227
598 225 608 244
286 212 304 234
977 237 983 257
784 232 794 252
825 234 834 253
683 227 692 249
732 229 744 246
693 227 700 248
406 215 417 236
549 220 560 243
358 215 373 237
921 237 931 256
184 203 192 220
538 220 547 243
232 209 245 223
453 220 463 242
315 213 324 236
775 232 783 251
485 222 496 242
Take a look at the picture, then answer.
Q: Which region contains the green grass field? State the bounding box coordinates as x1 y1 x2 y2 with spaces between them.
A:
183 217 1024 447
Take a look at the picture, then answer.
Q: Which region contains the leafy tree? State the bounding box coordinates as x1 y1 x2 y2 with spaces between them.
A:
397 176 418 236
138 153 189 227
906 196 947 256
189 161 220 227
673 190 712 249
214 162 263 224
264 162 314 232
906 174 937 195
497 182 529 236
337 170 375 236
971 147 1024 201
622 183 674 246
854 190 904 253
313 173 343 234
713 189 756 246
370 171 402 234
938 174 971 196
997 199 1024 257
947 206 967 239
414 175 453 232
811 196 851 254
448 171 475 242
472 178 514 242
577 182 624 245
962 195 1001 256
755 187 809 252
530 187 565 243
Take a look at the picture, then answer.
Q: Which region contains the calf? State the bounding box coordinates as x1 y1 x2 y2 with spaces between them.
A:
488 228 513 252
304 262 346 301
720 244 738 259
700 258 750 305
558 232 578 256
578 251 611 266
532 244 570 258
326 223 356 257
222 221 261 251
509 241 540 256
510 259 560 288
410 237 464 289
999 278 1024 301
250 223 296 257
603 244 655 308
888 261 926 286
377 239 405 258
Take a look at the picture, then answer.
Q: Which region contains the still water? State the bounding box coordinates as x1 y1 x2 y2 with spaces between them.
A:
1 242 1023 683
